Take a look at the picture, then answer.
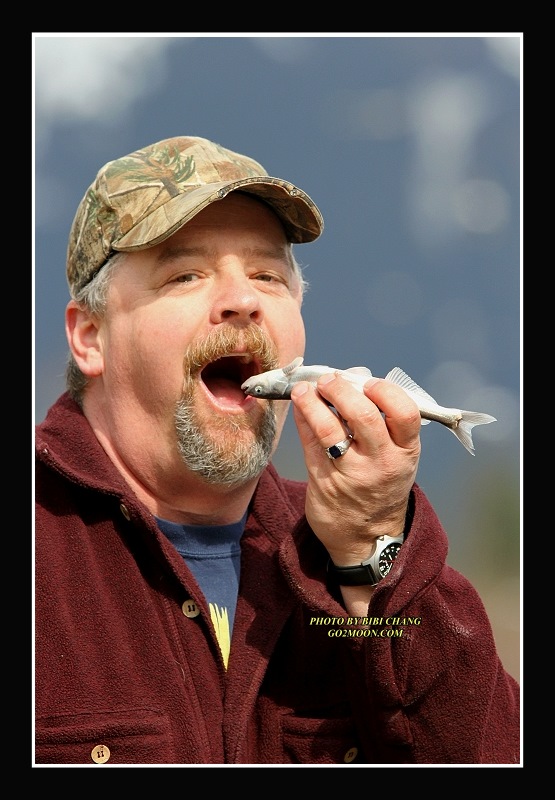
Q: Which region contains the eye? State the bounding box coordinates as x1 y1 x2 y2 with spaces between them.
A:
173 273 200 283
254 386 264 395
253 272 287 285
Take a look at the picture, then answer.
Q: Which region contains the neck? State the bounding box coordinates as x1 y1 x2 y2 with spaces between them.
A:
84 406 260 526
110 437 258 524
148 481 258 526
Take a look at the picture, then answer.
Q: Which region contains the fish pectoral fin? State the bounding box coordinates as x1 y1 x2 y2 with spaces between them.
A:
275 379 291 394
385 367 438 405
283 356 304 375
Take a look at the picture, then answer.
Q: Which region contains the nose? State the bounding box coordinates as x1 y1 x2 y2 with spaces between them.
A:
209 271 263 325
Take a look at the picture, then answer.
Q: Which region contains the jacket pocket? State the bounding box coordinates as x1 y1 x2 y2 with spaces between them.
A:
281 714 363 764
35 708 173 764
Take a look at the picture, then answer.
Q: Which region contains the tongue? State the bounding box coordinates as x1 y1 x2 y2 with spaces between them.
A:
205 377 247 406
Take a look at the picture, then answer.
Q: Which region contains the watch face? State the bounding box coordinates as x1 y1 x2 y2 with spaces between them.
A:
378 543 402 578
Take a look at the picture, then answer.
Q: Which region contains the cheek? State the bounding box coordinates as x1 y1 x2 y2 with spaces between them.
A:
105 315 187 388
272 301 305 359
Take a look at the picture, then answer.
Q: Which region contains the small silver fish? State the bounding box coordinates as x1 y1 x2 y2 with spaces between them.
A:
241 356 496 455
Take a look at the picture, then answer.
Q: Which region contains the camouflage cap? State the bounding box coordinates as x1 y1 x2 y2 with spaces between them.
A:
66 135 324 294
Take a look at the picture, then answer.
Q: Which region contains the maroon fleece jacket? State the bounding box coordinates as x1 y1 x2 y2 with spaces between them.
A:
35 394 520 765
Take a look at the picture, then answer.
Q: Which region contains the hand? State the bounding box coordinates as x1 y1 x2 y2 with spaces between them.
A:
290 373 421 567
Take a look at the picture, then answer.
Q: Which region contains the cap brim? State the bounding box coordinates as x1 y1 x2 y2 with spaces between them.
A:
114 176 323 252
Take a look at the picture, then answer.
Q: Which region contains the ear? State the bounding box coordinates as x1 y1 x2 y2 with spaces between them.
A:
65 300 104 377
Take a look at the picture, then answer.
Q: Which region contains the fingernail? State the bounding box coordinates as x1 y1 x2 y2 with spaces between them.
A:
318 372 335 385
291 382 309 397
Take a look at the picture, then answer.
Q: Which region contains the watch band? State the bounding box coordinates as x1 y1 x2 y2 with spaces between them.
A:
327 533 405 586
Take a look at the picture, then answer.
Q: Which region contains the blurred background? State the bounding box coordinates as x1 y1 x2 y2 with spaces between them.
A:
33 34 521 681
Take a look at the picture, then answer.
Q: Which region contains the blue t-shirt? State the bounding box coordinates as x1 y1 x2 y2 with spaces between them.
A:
156 513 246 668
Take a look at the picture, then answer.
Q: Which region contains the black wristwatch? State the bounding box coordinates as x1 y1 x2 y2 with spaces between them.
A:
327 533 405 586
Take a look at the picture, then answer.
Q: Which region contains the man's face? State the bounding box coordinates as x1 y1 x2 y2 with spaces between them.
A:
92 192 306 487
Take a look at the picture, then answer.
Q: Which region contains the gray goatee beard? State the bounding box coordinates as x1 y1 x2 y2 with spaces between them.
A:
174 325 279 488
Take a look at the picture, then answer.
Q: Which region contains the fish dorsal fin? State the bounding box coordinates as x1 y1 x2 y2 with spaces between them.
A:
283 356 304 376
345 366 373 377
385 367 438 405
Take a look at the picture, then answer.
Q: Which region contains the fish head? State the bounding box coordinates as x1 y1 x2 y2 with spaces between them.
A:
241 368 291 399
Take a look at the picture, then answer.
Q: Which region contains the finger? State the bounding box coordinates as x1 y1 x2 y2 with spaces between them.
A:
312 373 386 448
362 378 422 451
314 373 421 454
290 381 351 458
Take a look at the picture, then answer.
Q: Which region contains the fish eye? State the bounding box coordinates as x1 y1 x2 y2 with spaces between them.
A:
254 386 263 395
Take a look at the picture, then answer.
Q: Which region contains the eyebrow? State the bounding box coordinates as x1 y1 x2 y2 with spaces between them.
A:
154 244 291 266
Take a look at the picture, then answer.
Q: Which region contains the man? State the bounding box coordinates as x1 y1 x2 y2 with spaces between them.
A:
35 135 520 765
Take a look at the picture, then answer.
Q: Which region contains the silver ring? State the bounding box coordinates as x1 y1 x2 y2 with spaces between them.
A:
325 436 353 460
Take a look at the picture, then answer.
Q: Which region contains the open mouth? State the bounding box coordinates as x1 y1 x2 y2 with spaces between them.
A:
200 355 263 408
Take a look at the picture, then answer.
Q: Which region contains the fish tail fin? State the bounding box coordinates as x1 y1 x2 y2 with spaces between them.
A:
454 411 497 456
